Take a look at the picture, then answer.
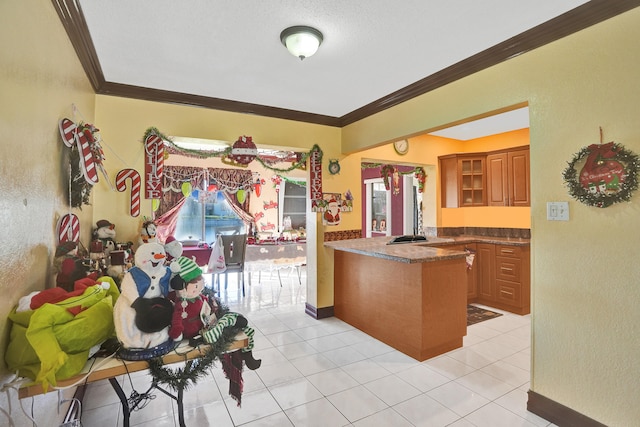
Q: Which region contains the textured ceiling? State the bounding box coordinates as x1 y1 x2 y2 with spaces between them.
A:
57 1 637 132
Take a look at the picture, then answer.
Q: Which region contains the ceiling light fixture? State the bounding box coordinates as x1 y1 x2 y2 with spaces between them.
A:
280 26 323 60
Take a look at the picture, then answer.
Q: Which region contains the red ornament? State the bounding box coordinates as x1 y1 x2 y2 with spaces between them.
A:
230 136 257 165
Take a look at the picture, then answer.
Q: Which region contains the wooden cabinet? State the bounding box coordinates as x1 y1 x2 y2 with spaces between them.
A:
494 244 530 315
432 241 530 315
440 147 529 208
439 154 486 207
475 243 530 315
487 147 530 207
476 243 495 301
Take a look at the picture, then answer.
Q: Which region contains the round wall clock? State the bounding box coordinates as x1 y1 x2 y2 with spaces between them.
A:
393 139 409 155
328 159 341 175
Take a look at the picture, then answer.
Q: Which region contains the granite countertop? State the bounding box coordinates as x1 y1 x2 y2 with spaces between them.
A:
324 235 530 263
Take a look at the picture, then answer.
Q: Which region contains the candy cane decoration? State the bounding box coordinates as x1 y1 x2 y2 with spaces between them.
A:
116 168 141 217
57 213 80 244
58 118 76 148
144 133 164 199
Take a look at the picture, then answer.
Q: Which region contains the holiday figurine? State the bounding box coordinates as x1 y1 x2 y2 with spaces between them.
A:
163 235 183 262
93 219 117 259
113 242 173 358
168 257 214 341
170 256 261 370
54 241 91 291
139 217 158 246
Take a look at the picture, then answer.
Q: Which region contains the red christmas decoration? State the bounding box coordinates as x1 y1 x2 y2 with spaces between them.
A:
230 136 257 165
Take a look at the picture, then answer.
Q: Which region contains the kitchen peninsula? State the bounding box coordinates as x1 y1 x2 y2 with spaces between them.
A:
325 236 468 361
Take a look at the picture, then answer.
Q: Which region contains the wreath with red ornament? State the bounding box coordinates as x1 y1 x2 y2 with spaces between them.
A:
563 141 639 208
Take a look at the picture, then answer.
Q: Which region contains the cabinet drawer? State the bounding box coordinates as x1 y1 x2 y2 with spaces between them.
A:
495 245 522 258
496 279 522 307
496 256 522 282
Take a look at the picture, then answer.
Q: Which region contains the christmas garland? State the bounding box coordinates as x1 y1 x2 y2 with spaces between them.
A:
362 163 428 193
142 127 321 173
146 297 242 392
562 143 640 208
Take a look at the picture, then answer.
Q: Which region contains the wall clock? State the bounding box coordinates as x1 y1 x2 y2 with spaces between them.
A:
328 159 341 175
393 139 409 155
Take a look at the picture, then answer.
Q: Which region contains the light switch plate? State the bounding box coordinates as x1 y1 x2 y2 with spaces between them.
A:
547 202 569 221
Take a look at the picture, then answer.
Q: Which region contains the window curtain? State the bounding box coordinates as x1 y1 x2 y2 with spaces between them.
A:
155 197 187 243
155 166 207 242
207 168 255 232
154 166 256 241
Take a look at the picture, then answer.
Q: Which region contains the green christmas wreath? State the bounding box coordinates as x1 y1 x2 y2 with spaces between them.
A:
562 142 639 208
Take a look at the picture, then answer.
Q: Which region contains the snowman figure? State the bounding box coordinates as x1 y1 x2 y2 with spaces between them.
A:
93 219 117 259
113 242 173 355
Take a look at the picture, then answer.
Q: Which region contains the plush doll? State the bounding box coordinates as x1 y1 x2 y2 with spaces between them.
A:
93 219 117 260
167 256 213 341
139 218 158 246
169 256 261 370
54 241 92 291
164 235 183 262
113 242 173 357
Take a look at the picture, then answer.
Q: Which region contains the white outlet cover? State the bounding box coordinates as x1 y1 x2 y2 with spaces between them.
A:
547 202 569 221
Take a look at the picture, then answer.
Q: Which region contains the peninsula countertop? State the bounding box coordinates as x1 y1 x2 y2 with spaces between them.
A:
324 235 530 264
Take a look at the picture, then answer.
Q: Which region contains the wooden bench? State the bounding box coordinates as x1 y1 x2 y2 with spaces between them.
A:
20 333 249 426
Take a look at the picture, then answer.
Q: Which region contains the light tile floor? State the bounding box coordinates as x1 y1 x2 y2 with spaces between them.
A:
81 268 556 426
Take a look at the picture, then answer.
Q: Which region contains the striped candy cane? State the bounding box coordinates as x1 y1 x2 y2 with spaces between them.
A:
58 118 76 147
57 213 80 244
116 169 141 217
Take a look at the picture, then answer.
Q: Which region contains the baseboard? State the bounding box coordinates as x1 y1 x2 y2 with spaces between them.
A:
527 390 607 427
305 303 334 319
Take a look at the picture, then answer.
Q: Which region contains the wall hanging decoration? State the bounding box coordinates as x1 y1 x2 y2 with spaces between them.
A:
563 129 639 208
225 135 258 166
144 130 165 199
328 159 341 175
310 146 324 211
263 200 278 210
322 193 342 226
342 189 354 212
58 105 112 207
56 213 80 244
116 168 141 217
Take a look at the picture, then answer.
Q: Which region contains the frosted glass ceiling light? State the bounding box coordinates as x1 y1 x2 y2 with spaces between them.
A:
280 26 323 60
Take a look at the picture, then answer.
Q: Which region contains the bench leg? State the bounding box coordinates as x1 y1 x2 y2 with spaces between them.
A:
108 377 130 427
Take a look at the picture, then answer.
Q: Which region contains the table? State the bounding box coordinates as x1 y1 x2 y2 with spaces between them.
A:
245 243 306 285
181 246 212 266
19 335 248 427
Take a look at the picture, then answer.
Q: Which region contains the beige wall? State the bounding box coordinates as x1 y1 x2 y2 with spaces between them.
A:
341 8 640 426
0 1 95 424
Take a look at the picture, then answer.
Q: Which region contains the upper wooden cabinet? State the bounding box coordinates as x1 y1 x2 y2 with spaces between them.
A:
487 147 530 207
439 154 486 207
440 146 529 208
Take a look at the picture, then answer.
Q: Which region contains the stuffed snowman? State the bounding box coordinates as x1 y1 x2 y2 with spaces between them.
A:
93 219 117 259
113 242 173 354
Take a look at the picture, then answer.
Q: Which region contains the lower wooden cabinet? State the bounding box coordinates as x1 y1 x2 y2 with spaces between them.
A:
435 242 530 315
